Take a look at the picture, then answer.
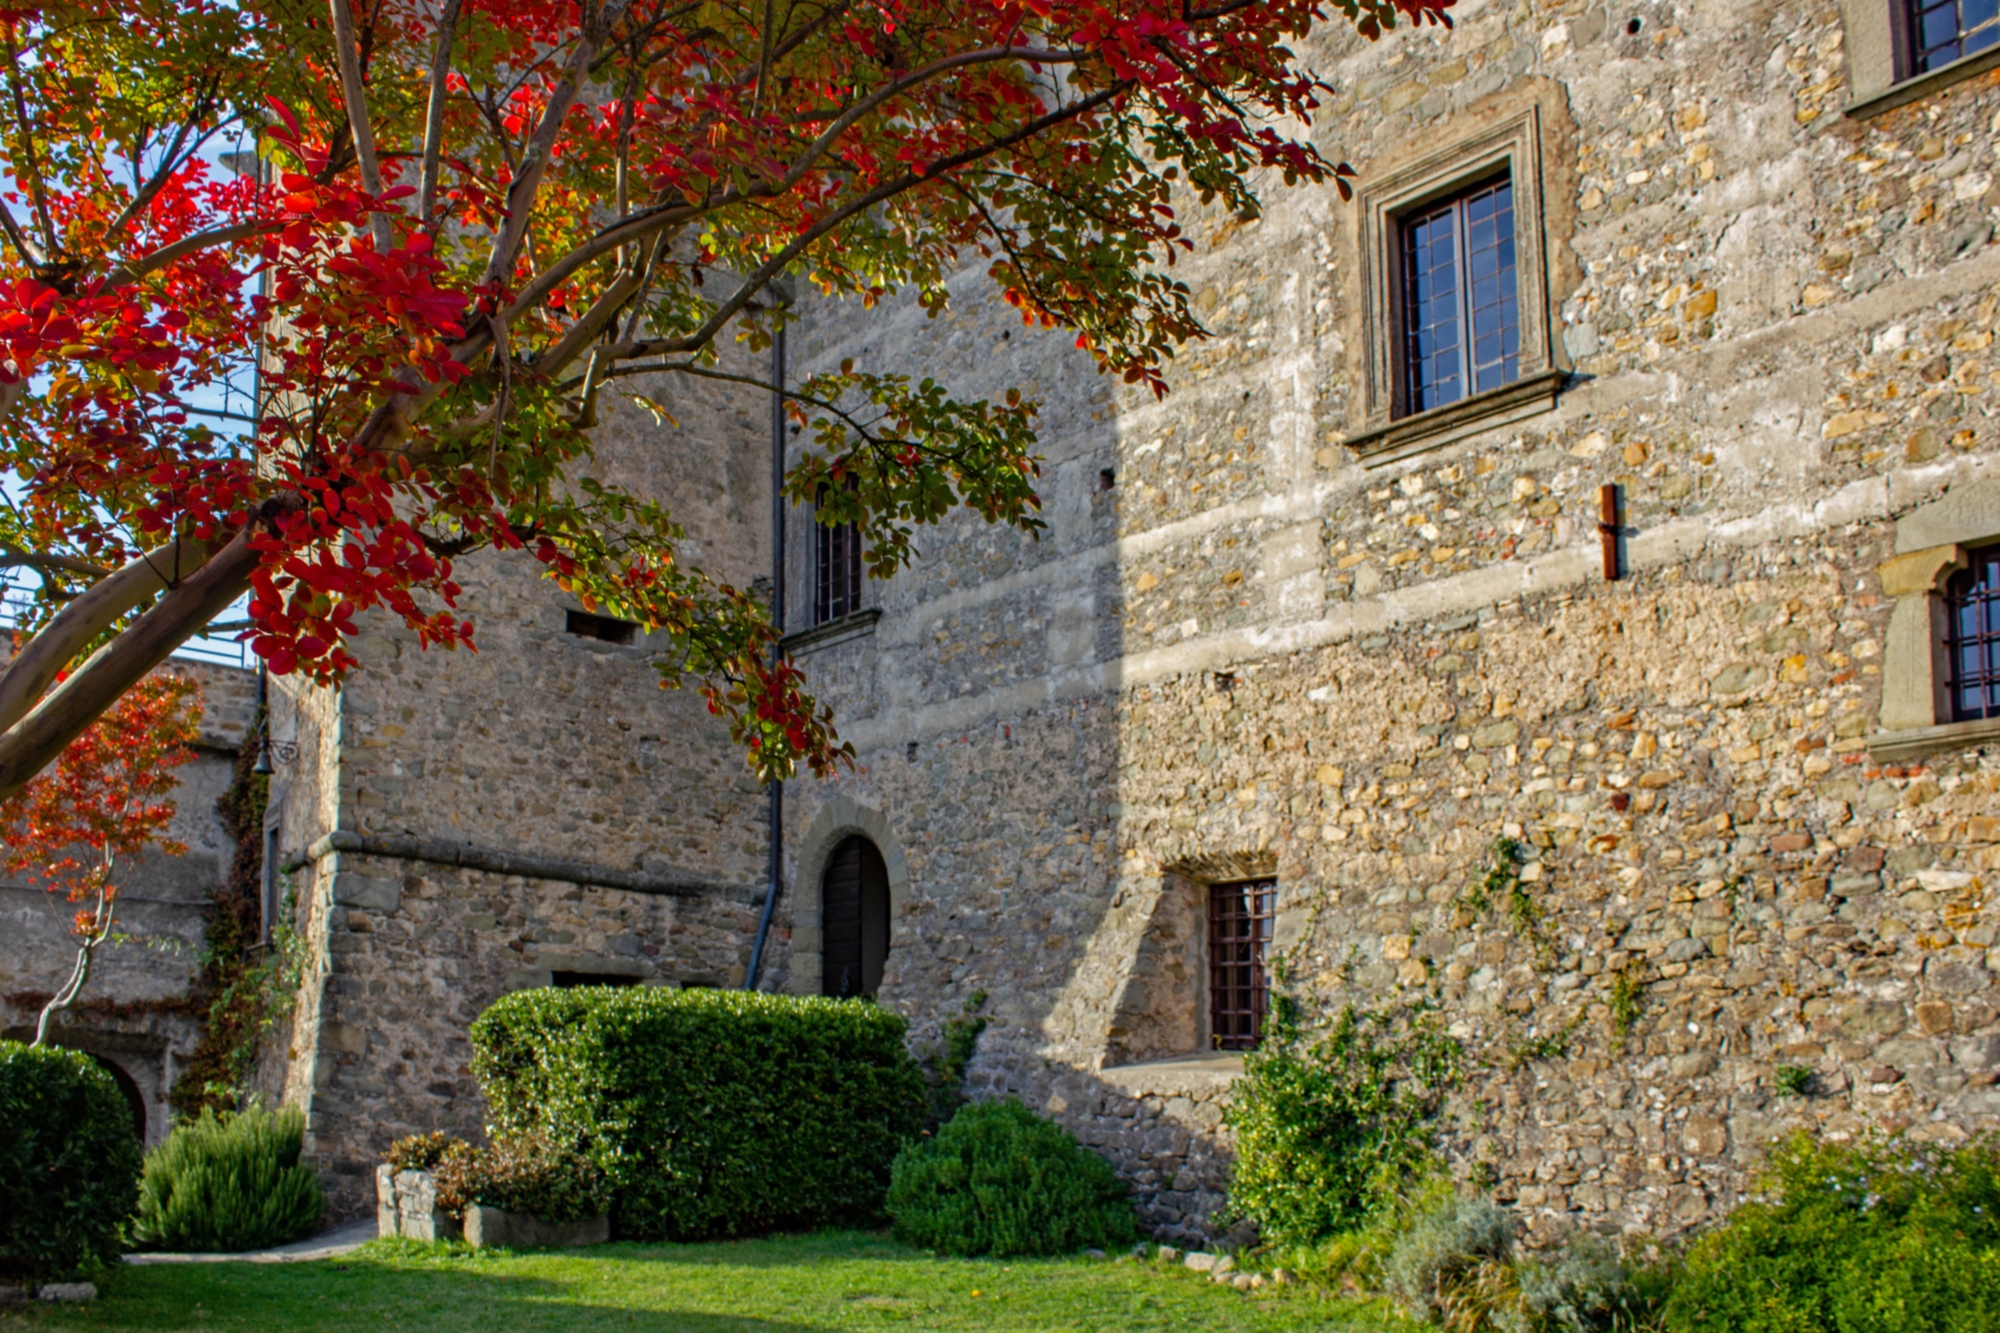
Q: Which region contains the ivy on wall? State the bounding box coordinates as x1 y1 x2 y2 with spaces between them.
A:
170 710 301 1117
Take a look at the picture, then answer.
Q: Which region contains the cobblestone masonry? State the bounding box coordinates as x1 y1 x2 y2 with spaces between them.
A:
0 658 257 1147
159 0 2000 1239
261 369 778 1216
771 0 2000 1246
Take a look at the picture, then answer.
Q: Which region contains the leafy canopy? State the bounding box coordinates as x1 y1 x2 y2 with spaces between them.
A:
0 0 1453 794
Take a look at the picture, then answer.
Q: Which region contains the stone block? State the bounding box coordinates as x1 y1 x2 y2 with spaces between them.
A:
36 1284 96 1303
333 872 402 912
463 1204 610 1250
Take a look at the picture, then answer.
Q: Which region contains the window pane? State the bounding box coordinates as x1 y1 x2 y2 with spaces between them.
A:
1947 546 2000 721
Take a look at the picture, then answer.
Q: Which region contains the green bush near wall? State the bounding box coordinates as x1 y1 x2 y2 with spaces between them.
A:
471 987 926 1240
0 1040 143 1282
132 1106 324 1252
1663 1133 2000 1333
886 1099 1136 1257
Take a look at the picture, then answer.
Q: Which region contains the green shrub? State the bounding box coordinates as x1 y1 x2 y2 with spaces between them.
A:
429 1133 609 1223
471 986 925 1240
1381 1194 1519 1329
1664 1133 2000 1333
1223 1002 1464 1246
385 1130 453 1173
884 1098 1135 1257
1515 1231 1669 1332
0 1040 143 1282
132 1106 324 1252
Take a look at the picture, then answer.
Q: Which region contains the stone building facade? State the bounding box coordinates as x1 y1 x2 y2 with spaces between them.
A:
768 0 2000 1246
17 0 1998 1247
0 658 258 1149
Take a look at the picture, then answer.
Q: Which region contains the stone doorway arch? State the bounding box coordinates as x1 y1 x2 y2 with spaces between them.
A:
790 796 910 996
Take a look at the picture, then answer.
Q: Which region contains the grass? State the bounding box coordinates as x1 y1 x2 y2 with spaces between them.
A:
5 1231 1406 1333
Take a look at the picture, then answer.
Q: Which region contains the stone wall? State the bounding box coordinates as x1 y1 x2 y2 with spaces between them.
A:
773 0 2000 1245
0 658 256 1146
261 365 784 1215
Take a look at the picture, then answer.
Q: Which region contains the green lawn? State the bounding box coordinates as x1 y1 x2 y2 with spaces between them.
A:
6 1232 1404 1332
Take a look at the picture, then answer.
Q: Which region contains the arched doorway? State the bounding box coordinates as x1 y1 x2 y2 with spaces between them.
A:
820 836 890 998
90 1055 147 1143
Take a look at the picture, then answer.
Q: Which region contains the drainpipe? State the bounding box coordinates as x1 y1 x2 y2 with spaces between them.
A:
745 318 787 991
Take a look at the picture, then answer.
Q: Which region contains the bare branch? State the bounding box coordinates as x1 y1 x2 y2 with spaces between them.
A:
417 0 465 220
477 0 635 291
0 534 213 741
0 529 259 804
101 220 273 289
0 547 113 580
328 0 395 252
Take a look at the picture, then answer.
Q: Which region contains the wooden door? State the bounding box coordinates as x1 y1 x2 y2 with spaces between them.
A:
821 836 890 997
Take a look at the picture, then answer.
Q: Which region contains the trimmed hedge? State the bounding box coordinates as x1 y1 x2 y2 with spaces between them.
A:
132 1106 324 1252
0 1040 143 1282
885 1098 1136 1257
471 986 925 1240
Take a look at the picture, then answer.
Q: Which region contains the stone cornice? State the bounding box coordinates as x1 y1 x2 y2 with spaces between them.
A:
281 829 727 898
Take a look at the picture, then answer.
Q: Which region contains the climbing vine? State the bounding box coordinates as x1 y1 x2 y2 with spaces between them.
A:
1461 836 1556 968
170 710 300 1116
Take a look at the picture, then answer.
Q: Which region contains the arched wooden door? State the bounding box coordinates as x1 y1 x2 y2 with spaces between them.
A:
821 835 890 998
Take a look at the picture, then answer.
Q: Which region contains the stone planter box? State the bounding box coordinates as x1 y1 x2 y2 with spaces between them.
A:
376 1166 461 1242
463 1203 609 1250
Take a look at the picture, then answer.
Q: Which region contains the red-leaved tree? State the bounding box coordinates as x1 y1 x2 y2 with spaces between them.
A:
0 0 1452 799
1 671 202 1044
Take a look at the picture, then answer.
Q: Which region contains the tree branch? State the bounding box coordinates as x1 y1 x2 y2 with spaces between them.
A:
0 528 259 804
417 0 464 221
477 0 634 291
328 0 395 252
0 534 213 741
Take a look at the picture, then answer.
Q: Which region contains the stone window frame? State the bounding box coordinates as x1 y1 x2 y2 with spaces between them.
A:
1100 853 1289 1073
787 795 911 997
1870 479 2000 761
1843 0 2000 119
1342 100 1566 468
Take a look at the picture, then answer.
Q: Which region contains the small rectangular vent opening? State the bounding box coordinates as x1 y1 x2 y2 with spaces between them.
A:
565 609 638 645
550 971 641 989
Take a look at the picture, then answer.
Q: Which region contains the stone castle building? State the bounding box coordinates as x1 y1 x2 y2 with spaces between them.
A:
9 0 2000 1244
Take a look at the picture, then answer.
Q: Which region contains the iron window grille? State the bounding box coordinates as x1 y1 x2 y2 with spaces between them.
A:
1401 174 1520 415
1910 0 2000 74
814 486 864 625
1209 879 1275 1051
1947 545 2000 722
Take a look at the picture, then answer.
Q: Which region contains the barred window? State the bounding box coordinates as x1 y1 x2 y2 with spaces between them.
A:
1208 879 1274 1051
1402 175 1519 414
814 488 864 625
1911 0 2000 73
1947 545 2000 721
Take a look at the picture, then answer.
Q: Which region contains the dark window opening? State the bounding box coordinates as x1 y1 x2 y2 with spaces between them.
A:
550 971 641 989
1911 0 2000 73
565 610 637 645
1400 175 1519 415
821 835 890 999
814 489 865 625
1947 545 2000 721
1097 467 1117 492
1208 879 1274 1051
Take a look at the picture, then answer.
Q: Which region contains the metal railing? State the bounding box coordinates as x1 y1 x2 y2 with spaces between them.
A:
0 571 253 670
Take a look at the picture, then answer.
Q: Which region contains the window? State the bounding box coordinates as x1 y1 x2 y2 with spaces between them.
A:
820 835 890 998
565 609 636 644
1911 0 2000 73
1402 176 1520 413
1343 92 1567 466
1208 879 1274 1051
1947 546 2000 721
814 490 864 625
